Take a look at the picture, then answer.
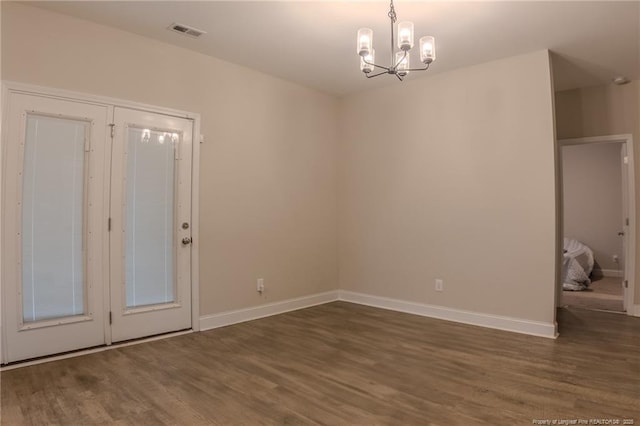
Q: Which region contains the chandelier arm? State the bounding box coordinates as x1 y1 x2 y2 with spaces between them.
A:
366 70 390 79
406 63 431 72
362 57 391 71
371 64 391 71
395 73 404 81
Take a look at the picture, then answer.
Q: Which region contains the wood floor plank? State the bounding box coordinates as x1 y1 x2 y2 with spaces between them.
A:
2 302 639 425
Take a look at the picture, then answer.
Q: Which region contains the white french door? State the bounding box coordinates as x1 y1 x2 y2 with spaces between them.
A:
2 93 110 362
109 108 192 342
2 91 194 363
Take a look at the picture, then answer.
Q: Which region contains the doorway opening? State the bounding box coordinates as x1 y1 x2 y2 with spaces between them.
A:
557 135 635 315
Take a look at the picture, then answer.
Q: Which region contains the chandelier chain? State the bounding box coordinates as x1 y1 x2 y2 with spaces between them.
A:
388 0 397 23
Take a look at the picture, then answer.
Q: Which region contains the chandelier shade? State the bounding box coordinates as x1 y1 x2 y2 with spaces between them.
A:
360 50 375 73
357 28 373 57
395 51 409 77
356 0 436 81
420 36 436 64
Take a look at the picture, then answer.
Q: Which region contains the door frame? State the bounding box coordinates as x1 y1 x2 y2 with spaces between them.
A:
557 134 636 316
1 81 202 363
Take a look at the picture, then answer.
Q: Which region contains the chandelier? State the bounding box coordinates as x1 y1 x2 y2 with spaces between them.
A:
357 0 436 80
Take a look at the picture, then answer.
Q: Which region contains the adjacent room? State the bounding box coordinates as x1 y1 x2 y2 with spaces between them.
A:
561 141 626 312
1 1 639 424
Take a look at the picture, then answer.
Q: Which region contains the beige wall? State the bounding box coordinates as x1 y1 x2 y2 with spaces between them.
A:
562 143 623 272
338 51 557 324
1 3 339 315
555 81 640 305
555 82 638 141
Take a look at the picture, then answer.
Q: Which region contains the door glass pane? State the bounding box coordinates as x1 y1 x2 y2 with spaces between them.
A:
22 114 87 322
125 128 178 307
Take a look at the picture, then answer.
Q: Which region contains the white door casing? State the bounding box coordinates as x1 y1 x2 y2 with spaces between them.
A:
621 143 629 311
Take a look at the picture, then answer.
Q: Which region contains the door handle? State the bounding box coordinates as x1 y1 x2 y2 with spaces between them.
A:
618 231 625 236
182 237 192 245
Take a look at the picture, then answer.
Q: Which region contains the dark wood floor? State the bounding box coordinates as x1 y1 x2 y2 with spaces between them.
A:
2 302 639 425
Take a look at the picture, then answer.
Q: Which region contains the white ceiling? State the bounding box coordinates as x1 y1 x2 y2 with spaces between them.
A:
29 1 640 97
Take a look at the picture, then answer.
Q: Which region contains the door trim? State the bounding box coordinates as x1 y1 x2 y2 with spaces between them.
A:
557 134 636 316
1 81 201 363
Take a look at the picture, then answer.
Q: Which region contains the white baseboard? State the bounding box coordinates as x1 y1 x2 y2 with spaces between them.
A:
199 289 558 339
594 268 624 278
632 304 640 317
199 291 339 331
338 290 558 339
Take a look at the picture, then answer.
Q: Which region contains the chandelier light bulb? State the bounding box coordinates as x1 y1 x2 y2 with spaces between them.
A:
397 21 414 51
357 28 373 57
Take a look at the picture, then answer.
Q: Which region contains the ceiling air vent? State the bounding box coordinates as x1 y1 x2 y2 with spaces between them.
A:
168 23 206 38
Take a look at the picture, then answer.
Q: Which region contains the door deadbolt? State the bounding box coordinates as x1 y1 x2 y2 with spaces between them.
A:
182 222 190 229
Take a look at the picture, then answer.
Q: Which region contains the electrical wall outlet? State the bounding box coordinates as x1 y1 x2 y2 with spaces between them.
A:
613 254 619 264
257 278 264 294
435 279 444 292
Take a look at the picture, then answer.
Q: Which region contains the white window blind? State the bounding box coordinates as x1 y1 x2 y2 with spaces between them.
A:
125 127 177 307
22 114 87 322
